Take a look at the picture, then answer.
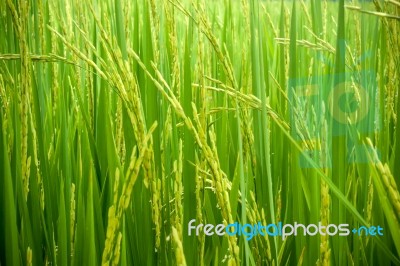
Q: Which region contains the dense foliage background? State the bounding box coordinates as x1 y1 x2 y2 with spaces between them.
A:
0 0 399 265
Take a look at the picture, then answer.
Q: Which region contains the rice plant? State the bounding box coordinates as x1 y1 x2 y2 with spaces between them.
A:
0 0 399 265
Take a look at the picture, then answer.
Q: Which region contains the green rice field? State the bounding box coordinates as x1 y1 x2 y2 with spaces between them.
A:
0 0 400 265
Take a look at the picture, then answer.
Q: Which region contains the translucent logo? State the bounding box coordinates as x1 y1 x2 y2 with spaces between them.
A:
288 52 380 168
